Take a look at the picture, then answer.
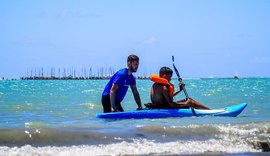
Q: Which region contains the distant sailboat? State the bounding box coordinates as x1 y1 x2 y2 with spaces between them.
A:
234 72 239 79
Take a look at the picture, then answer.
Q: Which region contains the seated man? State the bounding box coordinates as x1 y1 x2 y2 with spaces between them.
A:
148 66 210 109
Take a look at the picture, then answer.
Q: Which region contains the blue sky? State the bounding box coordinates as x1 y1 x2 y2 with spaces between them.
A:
1 0 270 78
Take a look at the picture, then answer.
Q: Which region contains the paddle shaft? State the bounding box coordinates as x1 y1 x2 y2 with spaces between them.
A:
172 56 196 116
172 64 190 98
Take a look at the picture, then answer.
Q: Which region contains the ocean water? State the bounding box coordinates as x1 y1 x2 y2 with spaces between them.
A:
0 78 270 155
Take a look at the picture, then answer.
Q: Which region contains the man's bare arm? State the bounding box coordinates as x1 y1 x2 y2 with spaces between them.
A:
131 85 143 109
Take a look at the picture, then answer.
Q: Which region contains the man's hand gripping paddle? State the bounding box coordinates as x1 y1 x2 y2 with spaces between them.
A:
172 56 196 116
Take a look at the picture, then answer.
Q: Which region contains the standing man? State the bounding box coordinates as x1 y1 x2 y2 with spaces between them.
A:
101 54 143 113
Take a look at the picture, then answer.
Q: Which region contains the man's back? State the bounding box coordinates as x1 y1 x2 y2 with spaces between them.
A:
150 83 170 105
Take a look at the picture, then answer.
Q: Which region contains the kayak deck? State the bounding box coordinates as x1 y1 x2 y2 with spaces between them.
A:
96 103 247 119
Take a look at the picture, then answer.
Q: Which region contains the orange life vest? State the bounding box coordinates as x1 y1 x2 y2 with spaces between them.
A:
149 74 174 98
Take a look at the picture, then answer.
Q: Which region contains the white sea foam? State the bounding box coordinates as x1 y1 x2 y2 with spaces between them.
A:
81 89 97 93
81 102 95 109
0 139 260 156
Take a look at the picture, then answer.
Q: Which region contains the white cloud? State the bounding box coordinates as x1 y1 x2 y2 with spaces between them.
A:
143 36 158 44
16 38 53 47
60 9 69 18
58 9 96 19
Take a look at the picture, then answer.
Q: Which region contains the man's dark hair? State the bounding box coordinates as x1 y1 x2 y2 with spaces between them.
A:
159 66 173 77
127 54 139 62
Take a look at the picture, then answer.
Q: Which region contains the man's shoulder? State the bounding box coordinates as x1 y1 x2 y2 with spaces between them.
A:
153 83 167 89
115 68 128 75
153 82 166 86
112 69 126 77
119 68 127 73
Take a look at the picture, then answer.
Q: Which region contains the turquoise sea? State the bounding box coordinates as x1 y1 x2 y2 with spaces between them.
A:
0 78 270 155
